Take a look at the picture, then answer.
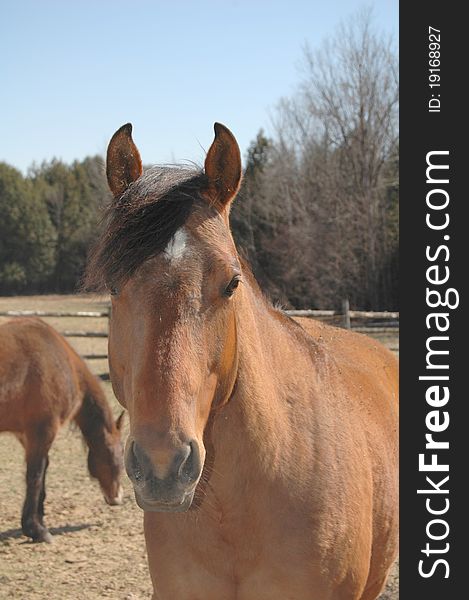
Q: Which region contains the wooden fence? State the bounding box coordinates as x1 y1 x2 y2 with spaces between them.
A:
0 306 399 380
0 309 112 380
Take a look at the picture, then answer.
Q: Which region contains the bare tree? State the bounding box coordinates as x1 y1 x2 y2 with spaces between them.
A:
259 8 399 309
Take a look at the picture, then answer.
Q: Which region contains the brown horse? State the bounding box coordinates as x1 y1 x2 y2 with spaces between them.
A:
0 318 124 543
85 123 398 599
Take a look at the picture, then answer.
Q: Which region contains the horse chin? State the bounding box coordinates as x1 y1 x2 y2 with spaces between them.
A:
134 490 194 513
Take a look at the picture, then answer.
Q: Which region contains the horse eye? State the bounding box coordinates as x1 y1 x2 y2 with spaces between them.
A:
109 285 119 297
224 276 241 298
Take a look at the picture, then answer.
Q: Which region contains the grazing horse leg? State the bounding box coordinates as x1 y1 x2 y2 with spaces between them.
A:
37 455 49 526
21 429 54 543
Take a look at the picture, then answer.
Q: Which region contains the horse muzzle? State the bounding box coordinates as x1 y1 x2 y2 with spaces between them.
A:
125 439 202 511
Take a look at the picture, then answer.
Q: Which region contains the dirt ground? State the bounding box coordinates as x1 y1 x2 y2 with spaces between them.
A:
0 295 398 599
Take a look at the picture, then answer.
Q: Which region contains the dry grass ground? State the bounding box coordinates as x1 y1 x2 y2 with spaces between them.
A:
0 295 398 599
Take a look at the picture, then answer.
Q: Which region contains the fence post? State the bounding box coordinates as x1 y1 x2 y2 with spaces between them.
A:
342 298 351 329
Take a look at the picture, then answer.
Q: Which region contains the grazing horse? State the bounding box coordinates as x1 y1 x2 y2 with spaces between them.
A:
84 123 398 599
0 318 124 543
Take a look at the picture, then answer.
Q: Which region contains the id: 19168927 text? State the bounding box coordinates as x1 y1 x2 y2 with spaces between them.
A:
428 26 441 113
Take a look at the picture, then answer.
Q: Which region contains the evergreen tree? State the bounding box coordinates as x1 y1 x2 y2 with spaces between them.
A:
0 163 56 294
30 157 107 292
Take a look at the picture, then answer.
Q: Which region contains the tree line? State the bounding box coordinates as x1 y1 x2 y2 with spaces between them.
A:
0 156 109 295
0 11 398 309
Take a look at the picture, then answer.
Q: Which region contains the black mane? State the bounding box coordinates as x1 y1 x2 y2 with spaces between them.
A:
84 166 206 291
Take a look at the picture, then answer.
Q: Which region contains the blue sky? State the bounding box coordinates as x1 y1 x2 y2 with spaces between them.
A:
1 0 397 173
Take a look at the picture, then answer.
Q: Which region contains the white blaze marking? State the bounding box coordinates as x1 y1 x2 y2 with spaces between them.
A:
164 228 187 261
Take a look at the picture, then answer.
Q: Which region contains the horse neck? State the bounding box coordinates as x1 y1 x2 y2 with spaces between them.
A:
207 277 318 498
74 367 114 451
233 277 313 402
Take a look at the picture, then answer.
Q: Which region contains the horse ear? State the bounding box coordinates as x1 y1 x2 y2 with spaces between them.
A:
106 123 143 198
204 123 242 210
115 410 125 431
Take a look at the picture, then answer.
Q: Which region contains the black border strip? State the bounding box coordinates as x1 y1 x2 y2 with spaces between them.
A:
400 2 465 597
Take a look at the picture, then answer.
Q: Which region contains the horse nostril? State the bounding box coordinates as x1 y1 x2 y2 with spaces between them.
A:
128 439 201 487
178 441 201 484
129 441 146 483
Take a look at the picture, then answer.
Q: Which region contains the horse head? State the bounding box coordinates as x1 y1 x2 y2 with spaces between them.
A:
88 123 242 511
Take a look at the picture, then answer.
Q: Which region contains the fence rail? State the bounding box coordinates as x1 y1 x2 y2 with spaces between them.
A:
0 310 109 318
61 331 108 338
0 309 399 320
285 309 399 319
1 307 399 380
